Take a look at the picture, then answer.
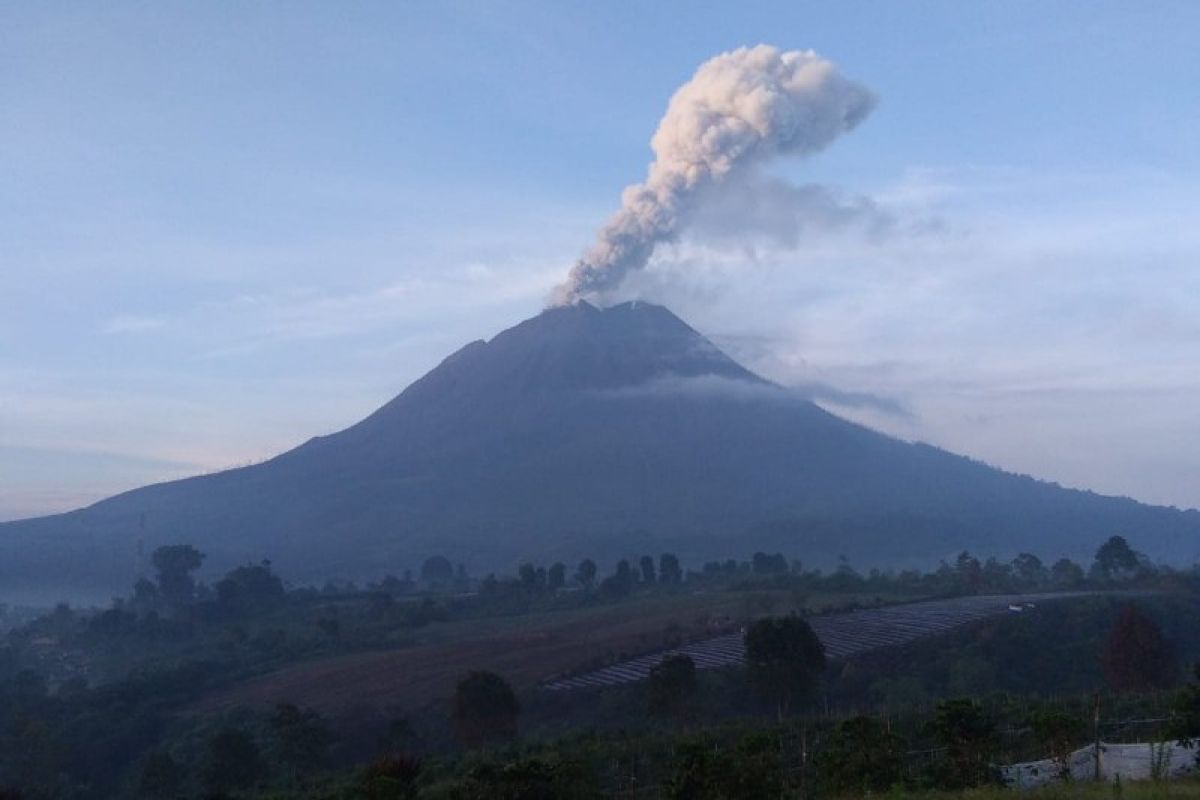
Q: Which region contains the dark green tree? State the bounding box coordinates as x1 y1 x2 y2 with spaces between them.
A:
151 544 205 608
359 754 422 800
421 555 454 588
600 560 635 599
647 654 697 720
269 703 333 782
461 756 596 800
1101 604 1176 691
518 563 538 592
981 557 1013 590
1011 552 1048 587
639 555 656 585
201 727 264 795
1029 709 1083 779
130 577 159 613
929 698 997 789
954 551 983 594
815 716 905 795
575 559 597 590
215 560 284 608
658 553 682 585
751 552 787 575
743 615 826 720
0 712 59 792
547 562 566 592
664 733 785 799
1051 557 1086 587
452 670 520 747
1166 664 1200 748
1092 535 1141 581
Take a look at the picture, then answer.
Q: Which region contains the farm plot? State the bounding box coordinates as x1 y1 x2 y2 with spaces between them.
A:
543 592 1093 691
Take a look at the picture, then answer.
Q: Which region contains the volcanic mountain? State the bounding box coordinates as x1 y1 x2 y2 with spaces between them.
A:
3 301 1198 602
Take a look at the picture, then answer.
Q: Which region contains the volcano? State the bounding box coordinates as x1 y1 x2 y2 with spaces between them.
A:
3 301 1198 602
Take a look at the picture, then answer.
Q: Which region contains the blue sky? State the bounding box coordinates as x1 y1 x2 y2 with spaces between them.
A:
3 2 1199 520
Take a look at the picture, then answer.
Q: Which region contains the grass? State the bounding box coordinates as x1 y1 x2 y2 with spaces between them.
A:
195 587 906 716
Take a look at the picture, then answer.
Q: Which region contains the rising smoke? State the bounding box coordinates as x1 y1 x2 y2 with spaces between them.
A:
554 44 877 305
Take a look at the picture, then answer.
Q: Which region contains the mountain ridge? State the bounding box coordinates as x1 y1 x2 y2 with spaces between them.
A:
2 301 1197 603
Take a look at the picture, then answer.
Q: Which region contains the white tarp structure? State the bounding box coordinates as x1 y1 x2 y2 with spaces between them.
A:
1002 742 1197 789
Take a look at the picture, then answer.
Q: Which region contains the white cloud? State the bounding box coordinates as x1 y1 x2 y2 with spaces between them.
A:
630 164 1200 510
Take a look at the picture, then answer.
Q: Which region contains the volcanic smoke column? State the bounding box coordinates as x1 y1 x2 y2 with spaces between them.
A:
554 44 877 305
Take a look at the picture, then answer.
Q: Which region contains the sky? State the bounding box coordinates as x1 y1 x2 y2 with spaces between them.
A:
2 2 1199 521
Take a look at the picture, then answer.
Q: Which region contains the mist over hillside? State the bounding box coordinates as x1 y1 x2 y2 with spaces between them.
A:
2 301 1198 603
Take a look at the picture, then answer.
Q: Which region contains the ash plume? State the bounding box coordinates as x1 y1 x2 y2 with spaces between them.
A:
554 44 877 305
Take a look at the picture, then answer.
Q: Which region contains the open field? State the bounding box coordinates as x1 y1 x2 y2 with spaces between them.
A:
545 591 1099 690
196 590 1106 716
195 588 899 715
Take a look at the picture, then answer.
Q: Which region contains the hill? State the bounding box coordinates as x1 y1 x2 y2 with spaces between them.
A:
2 301 1198 602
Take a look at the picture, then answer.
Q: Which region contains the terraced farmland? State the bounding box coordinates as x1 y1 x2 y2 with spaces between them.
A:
544 592 1094 691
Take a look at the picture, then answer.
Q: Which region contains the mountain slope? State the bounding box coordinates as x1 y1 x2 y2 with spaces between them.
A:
3 301 1198 602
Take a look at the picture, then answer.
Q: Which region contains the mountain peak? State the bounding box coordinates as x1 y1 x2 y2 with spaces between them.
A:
413 301 761 400
5 298 1200 603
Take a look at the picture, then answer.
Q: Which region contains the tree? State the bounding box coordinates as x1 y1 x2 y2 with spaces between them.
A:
639 555 657 585
930 698 997 788
216 560 284 608
752 552 787 576
201 727 264 795
421 555 454 588
359 754 422 800
518 563 538 592
815 716 904 795
355 758 422 800
547 562 566 592
269 703 333 781
461 755 595 799
1092 535 1141 581
648 654 697 720
600 560 635 599
130 577 159 614
981 557 1013 591
743 615 826 720
575 559 597 590
1166 664 1200 747
1012 552 1048 587
1101 604 1176 691
1051 557 1085 587
151 544 205 608
954 551 983 594
452 670 520 746
664 732 785 799
1029 709 1083 779
659 553 682 585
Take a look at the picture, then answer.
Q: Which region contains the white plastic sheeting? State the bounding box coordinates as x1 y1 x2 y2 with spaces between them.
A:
1002 742 1197 789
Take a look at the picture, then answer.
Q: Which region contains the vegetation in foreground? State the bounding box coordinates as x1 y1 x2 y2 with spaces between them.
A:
0 535 1197 797
864 779 1200 799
